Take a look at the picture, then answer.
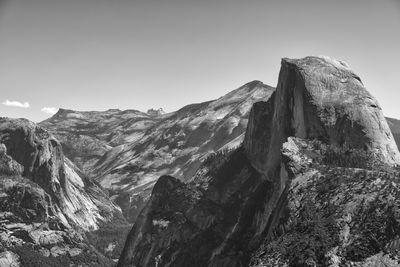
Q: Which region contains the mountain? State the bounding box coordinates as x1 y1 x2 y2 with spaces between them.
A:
117 56 400 267
39 108 152 173
0 118 129 266
40 81 274 222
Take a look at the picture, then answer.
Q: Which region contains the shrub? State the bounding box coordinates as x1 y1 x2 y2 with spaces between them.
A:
202 147 235 176
266 201 339 266
345 199 400 261
13 245 70 267
86 222 132 259
321 146 375 169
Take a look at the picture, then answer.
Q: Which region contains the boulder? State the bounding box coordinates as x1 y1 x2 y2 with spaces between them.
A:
0 251 20 267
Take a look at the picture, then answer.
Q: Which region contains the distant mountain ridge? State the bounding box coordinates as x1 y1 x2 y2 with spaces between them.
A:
40 108 153 172
39 80 275 221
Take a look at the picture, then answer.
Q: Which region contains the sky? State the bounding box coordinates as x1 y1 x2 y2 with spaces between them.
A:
0 0 399 122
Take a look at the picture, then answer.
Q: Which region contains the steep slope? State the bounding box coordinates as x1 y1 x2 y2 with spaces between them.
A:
387 117 400 150
0 118 127 266
117 56 400 267
40 81 274 222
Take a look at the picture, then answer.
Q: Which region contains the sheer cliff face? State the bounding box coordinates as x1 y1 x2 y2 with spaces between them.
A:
118 56 400 267
279 57 399 164
244 57 400 174
387 117 400 150
0 118 125 265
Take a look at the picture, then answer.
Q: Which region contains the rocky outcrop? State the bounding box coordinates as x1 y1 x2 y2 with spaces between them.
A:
251 136 400 266
118 148 264 266
117 56 400 267
244 56 399 172
0 251 20 267
0 118 127 265
282 57 398 164
0 118 121 230
40 81 274 222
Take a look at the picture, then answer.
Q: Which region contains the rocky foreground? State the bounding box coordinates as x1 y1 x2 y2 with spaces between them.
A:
0 119 129 266
117 56 400 267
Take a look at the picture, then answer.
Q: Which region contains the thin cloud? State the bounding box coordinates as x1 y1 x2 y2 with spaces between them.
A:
41 107 58 115
2 99 30 108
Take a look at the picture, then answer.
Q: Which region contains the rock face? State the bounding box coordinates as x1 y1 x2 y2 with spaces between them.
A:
387 117 400 150
117 56 400 267
0 251 20 267
279 57 399 164
40 81 274 222
0 118 127 266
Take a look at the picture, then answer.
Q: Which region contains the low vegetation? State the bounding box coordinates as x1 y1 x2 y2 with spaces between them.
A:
86 218 132 259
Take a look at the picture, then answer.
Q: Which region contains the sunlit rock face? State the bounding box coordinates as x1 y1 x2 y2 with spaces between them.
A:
0 118 121 230
117 56 400 267
244 56 399 174
278 56 399 165
0 118 125 266
40 81 274 222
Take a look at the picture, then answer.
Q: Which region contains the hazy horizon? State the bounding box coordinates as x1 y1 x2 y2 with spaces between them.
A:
1 0 400 122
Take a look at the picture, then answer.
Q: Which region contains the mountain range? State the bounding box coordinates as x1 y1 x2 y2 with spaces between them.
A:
1 56 400 266
39 81 274 222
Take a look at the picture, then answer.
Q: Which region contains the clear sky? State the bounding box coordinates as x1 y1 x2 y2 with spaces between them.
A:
0 0 399 122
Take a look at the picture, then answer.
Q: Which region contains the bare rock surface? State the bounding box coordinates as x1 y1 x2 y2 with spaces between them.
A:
117 56 400 267
0 251 20 267
387 117 400 150
281 56 400 165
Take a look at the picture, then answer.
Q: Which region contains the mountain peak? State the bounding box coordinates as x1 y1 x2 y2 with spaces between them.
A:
147 108 165 116
243 80 264 88
53 108 73 116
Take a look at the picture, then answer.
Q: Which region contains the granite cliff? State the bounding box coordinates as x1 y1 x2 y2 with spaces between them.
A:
387 117 400 150
0 118 128 266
